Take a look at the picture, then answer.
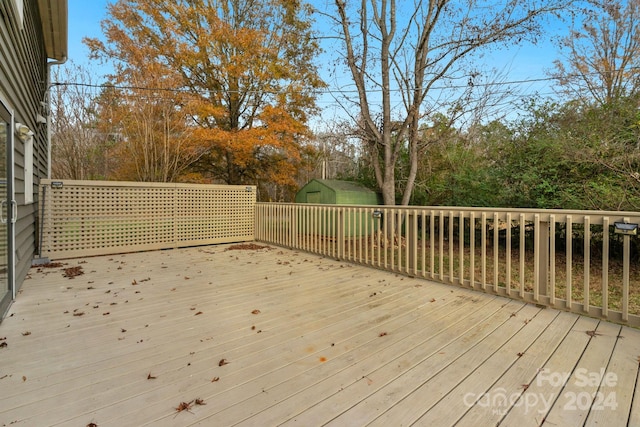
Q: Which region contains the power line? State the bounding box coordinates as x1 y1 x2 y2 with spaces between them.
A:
51 73 561 97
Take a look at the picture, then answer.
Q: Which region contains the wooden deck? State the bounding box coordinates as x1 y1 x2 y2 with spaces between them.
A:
0 244 638 427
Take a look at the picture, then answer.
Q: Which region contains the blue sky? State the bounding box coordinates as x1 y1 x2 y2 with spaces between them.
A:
65 0 568 126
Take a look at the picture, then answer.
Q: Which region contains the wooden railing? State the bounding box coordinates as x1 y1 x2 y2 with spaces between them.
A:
255 203 640 327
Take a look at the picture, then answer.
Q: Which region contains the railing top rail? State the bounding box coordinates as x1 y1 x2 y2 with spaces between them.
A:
41 179 256 191
256 202 640 219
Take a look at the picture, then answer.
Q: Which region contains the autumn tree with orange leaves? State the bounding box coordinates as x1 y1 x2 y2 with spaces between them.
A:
86 0 324 193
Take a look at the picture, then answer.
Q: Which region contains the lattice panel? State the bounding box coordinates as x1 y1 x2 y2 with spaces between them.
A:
40 180 255 259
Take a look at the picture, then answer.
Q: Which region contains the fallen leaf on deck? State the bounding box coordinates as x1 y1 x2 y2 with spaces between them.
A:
63 266 84 278
87 423 98 427
218 359 229 366
103 312 110 316
21 331 31 336
211 377 220 382
73 311 85 317
379 332 388 337
194 311 203 315
430 298 436 302
175 401 193 413
0 342 7 348
586 330 602 337
22 376 26 382
194 398 206 405
251 309 261 314
131 279 137 285
147 373 157 379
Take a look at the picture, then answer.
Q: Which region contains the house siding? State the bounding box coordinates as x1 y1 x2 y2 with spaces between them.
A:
0 0 49 292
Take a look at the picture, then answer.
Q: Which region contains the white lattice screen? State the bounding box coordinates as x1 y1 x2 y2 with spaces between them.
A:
40 180 255 259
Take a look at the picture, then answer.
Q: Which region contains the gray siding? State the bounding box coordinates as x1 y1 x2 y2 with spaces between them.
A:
0 0 49 291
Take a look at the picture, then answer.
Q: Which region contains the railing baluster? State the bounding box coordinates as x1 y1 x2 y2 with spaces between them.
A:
430 211 435 279
494 212 499 292
481 212 487 291
583 216 590 312
439 211 444 282
534 214 540 302
459 212 464 286
395 210 401 271
602 217 609 319
470 212 475 288
449 211 454 283
506 212 511 293
566 216 573 310
519 213 525 298
549 215 556 306
411 209 418 276
421 210 426 278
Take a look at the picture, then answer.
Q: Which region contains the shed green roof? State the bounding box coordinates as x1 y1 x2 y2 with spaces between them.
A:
314 179 377 193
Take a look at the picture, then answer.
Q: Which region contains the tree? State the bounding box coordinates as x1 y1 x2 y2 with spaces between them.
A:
86 0 325 188
325 0 572 205
550 0 640 209
50 62 112 180
553 0 640 107
92 63 205 182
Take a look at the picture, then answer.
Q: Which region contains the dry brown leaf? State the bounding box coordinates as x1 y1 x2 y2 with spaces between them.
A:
211 377 220 382
379 332 388 337
63 266 84 278
147 373 157 379
194 398 206 406
218 359 229 366
175 400 193 413
251 309 261 314
21 331 31 336
195 311 203 315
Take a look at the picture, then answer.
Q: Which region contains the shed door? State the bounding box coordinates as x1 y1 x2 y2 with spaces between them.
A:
307 191 321 203
0 103 14 318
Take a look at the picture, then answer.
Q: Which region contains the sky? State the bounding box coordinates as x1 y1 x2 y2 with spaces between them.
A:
64 0 570 128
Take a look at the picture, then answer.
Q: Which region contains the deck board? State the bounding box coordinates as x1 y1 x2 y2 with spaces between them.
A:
0 244 637 427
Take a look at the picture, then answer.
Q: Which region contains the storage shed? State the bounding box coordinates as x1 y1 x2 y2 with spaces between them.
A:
295 179 381 238
295 179 381 205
